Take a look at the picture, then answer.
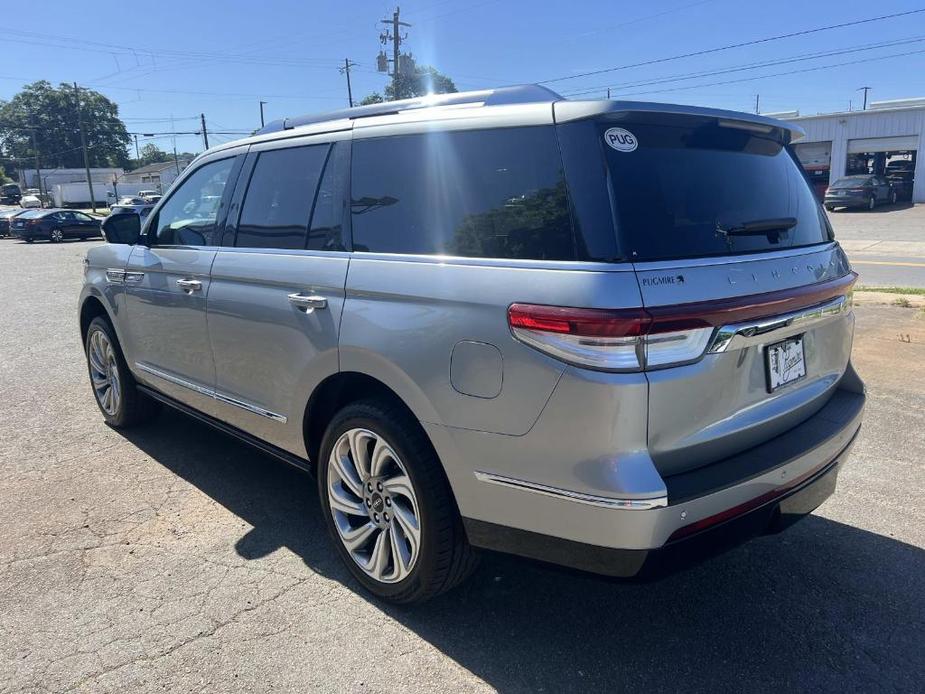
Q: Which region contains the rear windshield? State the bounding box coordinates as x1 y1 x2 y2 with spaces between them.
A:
830 176 870 188
600 118 831 261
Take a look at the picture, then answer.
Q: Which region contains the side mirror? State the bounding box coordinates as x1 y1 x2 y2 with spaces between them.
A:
101 213 141 245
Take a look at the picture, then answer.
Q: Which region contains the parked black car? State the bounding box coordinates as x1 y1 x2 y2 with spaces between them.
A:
10 208 102 243
0 208 25 237
887 170 914 202
824 175 897 211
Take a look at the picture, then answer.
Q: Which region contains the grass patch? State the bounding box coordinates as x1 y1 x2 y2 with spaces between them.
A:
892 297 913 308
855 286 925 296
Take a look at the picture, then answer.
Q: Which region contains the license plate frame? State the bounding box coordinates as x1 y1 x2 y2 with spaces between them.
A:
765 336 806 392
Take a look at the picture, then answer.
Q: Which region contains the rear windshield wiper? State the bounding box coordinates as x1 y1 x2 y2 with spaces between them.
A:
715 217 797 237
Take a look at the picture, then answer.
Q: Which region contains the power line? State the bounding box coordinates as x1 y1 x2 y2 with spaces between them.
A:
561 35 925 97
613 46 925 98
538 8 925 85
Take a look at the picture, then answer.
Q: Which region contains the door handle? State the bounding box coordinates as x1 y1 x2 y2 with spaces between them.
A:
176 278 202 293
288 293 327 312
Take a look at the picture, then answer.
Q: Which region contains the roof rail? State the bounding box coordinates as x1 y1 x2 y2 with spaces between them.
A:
256 84 563 135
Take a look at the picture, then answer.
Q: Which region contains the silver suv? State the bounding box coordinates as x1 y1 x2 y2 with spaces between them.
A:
79 86 865 603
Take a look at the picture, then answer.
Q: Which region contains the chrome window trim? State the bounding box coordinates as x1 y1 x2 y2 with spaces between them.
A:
473 471 668 510
631 242 837 271
135 362 288 423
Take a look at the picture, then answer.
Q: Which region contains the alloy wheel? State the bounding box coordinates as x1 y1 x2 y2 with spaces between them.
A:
50 228 63 242
326 428 422 584
88 329 121 416
868 196 875 211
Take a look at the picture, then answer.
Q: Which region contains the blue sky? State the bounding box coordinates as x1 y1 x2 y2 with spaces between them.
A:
4 0 925 156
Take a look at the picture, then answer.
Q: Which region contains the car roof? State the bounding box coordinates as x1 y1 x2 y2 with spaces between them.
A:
199 84 803 160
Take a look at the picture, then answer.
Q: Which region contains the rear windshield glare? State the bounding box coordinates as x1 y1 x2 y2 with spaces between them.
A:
600 119 831 261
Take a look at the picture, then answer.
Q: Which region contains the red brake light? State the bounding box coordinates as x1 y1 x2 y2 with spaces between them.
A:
508 304 650 338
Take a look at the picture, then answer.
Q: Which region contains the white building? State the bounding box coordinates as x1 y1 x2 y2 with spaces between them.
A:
784 98 925 203
121 160 191 192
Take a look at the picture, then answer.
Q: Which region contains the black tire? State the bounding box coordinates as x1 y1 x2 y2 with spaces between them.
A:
317 399 478 604
25 238 33 243
890 190 898 204
825 205 835 212
84 316 160 428
49 228 64 243
867 195 876 211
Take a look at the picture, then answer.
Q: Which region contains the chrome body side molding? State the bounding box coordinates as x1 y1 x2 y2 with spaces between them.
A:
135 362 288 423
473 471 668 510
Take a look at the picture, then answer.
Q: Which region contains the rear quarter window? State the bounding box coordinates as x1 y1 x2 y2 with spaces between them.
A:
350 127 584 260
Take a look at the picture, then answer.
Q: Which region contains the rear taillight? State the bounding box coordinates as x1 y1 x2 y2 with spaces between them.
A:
507 304 712 371
508 274 857 372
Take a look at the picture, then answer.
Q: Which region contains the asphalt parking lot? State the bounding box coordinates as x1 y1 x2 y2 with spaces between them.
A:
0 235 923 693
830 202 925 287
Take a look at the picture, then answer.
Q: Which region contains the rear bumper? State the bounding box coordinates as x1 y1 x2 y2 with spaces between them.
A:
824 195 867 208
464 442 851 578
461 370 865 578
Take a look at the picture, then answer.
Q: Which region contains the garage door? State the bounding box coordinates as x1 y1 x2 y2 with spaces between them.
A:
793 141 831 167
847 135 918 153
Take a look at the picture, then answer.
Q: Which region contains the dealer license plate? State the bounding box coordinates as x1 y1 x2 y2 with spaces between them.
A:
766 336 806 392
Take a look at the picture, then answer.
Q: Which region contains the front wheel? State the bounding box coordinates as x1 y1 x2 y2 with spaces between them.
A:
49 228 64 242
890 190 898 204
867 195 876 211
25 238 34 244
318 399 478 604
85 317 159 428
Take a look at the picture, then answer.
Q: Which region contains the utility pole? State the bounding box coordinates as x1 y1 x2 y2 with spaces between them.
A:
259 100 267 127
173 146 181 176
200 113 209 150
606 87 611 99
755 94 760 114
339 59 357 107
29 121 42 202
133 133 139 160
380 7 411 94
858 86 871 110
73 82 96 213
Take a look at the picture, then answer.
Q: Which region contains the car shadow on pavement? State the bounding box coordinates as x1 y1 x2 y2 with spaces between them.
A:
121 408 925 691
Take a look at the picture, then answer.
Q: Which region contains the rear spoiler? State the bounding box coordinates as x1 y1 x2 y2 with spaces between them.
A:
553 100 804 144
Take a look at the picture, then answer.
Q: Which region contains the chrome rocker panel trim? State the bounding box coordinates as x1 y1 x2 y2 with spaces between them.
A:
473 471 668 510
135 362 288 423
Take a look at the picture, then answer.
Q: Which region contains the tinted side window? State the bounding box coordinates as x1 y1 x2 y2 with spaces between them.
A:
155 158 234 246
307 142 348 251
236 145 328 250
351 127 576 260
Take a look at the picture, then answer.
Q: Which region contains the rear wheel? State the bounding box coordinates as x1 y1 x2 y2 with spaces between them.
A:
318 399 478 604
85 317 159 428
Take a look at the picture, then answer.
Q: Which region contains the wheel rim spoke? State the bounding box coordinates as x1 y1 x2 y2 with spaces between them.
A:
347 429 373 480
364 528 391 580
331 446 363 497
339 521 378 552
388 524 412 581
327 427 422 585
391 503 420 558
329 485 367 517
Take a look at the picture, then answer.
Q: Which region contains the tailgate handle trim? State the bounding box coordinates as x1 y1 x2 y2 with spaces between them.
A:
708 295 850 353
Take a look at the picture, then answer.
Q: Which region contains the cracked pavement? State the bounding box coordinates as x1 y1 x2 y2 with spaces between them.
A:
0 238 923 693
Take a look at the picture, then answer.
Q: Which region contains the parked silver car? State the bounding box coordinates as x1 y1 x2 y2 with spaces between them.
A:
78 86 864 603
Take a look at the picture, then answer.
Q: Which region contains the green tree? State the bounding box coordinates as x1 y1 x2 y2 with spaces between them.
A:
138 143 173 166
360 65 457 104
0 81 130 169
